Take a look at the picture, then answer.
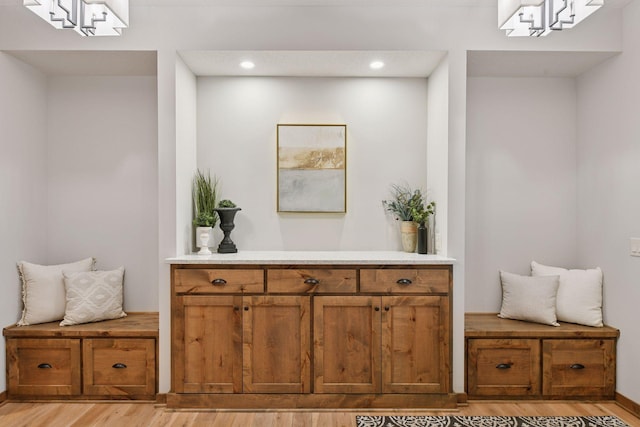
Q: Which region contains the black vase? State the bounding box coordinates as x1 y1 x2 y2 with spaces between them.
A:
214 207 241 253
417 223 428 254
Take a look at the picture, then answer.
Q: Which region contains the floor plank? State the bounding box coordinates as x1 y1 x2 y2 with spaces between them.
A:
0 401 637 427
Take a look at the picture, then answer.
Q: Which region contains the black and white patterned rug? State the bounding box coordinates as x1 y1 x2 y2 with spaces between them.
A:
355 415 629 427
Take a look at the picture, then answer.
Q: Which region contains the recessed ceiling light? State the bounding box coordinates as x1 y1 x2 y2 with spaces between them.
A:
369 61 385 70
240 61 255 69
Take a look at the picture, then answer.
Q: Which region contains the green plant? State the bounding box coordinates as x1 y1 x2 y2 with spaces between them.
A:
192 169 218 227
382 184 424 221
411 201 436 226
218 199 237 208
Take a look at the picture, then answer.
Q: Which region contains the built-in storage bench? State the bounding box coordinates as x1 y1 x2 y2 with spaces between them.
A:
465 313 619 400
3 312 158 400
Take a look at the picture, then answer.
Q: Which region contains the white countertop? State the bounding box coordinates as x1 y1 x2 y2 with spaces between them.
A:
165 251 455 265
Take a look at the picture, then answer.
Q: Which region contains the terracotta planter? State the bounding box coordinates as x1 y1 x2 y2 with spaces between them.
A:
400 221 418 253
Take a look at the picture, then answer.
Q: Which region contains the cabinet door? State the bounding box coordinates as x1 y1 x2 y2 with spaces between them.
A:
467 338 541 397
173 295 242 393
314 296 381 393
243 296 311 393
83 338 156 397
382 296 450 393
542 339 615 398
7 338 81 396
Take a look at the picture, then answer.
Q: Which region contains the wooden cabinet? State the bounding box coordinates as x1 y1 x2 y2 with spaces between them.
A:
465 313 618 400
4 313 158 400
170 263 454 409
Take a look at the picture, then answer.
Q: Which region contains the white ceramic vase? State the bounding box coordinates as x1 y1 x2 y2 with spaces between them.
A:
196 226 213 255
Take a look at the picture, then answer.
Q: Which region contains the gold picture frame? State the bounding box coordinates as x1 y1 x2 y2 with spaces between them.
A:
277 124 347 213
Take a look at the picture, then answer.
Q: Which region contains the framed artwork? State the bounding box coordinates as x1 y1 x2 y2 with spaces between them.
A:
277 124 347 213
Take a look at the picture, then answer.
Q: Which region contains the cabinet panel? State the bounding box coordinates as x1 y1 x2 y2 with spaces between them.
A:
542 339 615 398
267 269 356 293
314 296 381 393
83 338 156 396
243 296 311 393
7 338 81 396
174 269 264 294
382 296 449 393
360 268 449 294
467 339 540 397
175 295 242 393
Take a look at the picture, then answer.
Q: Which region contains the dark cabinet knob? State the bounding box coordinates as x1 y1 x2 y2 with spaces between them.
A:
37 363 52 369
211 278 227 285
396 278 412 285
233 306 240 311
384 306 390 311
570 363 585 370
112 363 127 369
304 278 319 285
244 306 249 311
496 363 512 369
374 307 380 312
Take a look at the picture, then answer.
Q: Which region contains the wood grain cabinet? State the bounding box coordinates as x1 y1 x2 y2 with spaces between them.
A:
170 264 454 409
4 313 158 400
465 313 618 400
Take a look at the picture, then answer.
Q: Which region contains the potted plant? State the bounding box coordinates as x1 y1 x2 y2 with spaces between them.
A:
192 169 218 255
382 184 424 252
214 199 241 253
411 200 435 254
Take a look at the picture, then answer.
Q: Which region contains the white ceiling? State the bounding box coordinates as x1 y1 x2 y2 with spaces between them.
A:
0 0 633 5
3 51 157 75
180 50 447 77
467 50 620 77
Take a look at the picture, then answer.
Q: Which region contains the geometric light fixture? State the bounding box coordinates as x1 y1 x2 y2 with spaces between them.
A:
498 0 604 37
24 0 128 36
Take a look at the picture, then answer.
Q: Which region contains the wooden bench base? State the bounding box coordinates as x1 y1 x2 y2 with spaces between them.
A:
3 312 158 400
465 313 619 400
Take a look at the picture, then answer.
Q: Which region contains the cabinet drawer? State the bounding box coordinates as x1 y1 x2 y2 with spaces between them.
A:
360 268 449 294
542 339 615 398
467 339 540 397
7 338 81 396
83 338 156 396
174 269 264 294
267 269 356 293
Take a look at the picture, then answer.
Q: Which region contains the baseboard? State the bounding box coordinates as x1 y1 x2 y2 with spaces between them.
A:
155 393 167 405
616 392 640 419
0 391 7 406
457 393 468 405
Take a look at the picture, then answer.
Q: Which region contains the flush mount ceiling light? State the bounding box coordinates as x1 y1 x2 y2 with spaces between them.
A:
24 0 128 36
369 61 385 70
498 0 604 37
240 61 255 69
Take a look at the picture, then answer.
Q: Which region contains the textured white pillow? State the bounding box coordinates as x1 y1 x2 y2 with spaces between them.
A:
17 258 95 326
498 270 560 326
61 267 127 326
531 261 603 327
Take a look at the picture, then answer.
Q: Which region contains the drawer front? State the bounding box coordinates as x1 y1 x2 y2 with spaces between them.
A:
267 269 357 293
360 268 449 294
467 339 540 397
83 338 156 396
174 268 264 294
542 339 615 398
7 338 81 396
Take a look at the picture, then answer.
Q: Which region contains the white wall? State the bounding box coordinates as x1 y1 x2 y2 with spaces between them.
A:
175 56 198 256
0 52 48 393
466 77 578 311
577 0 640 403
46 76 159 311
196 76 429 251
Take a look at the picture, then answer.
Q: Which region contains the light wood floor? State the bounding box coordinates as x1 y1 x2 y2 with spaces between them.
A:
0 401 638 427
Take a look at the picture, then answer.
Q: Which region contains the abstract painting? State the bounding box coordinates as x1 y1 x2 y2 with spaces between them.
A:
277 124 347 213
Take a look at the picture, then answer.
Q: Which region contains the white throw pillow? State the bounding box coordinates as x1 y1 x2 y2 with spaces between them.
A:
17 258 95 326
60 267 127 326
498 270 560 326
531 261 603 327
